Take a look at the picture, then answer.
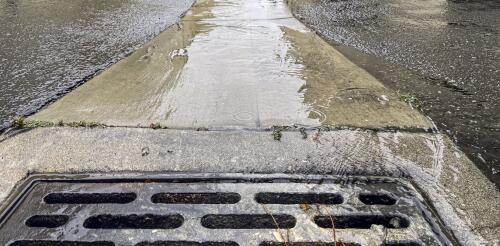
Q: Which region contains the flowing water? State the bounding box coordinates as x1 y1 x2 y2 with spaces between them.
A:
287 0 500 186
0 0 194 129
31 0 430 130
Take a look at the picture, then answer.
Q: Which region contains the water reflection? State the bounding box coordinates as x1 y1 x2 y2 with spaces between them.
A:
32 0 429 130
160 0 316 128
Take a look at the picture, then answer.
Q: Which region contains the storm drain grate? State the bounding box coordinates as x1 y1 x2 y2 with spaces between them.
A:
0 174 455 246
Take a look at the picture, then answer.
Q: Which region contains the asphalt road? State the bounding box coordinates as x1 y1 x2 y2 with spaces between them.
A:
0 0 193 129
288 0 500 187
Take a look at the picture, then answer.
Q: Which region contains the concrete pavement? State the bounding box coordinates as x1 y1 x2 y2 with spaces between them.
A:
286 0 500 187
0 127 499 244
0 0 498 244
29 0 431 130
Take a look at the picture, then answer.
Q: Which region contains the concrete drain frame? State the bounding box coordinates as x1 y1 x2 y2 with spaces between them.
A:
0 173 458 246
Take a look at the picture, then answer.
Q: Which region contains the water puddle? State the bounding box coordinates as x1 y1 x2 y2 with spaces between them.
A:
32 0 431 130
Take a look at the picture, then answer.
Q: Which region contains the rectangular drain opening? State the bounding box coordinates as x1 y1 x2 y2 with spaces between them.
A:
83 214 183 229
9 241 115 246
25 215 69 228
201 214 296 229
314 215 410 229
383 243 422 246
136 242 239 246
44 192 136 204
151 193 241 204
255 193 343 204
358 193 397 205
0 174 457 246
260 242 362 246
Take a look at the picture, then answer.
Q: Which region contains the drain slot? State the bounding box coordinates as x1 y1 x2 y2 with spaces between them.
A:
0 175 453 245
136 242 239 246
44 193 136 204
359 193 396 205
25 215 69 228
201 214 296 229
152 193 240 204
260 242 361 246
83 214 183 229
255 193 343 204
314 215 410 229
9 241 115 246
383 243 422 246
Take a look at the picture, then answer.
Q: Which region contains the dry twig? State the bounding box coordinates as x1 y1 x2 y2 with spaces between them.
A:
262 204 289 246
320 205 345 246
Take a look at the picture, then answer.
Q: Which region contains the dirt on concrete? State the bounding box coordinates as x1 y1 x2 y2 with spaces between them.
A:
287 0 500 187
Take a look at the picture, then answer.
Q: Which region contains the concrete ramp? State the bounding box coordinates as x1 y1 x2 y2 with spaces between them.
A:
1 0 498 244
30 0 431 130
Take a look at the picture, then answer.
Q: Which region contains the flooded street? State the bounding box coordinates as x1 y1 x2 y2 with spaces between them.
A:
288 0 500 186
0 0 193 129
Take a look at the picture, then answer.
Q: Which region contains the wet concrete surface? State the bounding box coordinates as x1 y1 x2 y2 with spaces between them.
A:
1 0 499 243
0 127 498 244
287 0 500 186
31 0 431 130
0 0 194 129
0 174 455 245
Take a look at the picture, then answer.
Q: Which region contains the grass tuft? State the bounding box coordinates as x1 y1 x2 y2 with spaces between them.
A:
271 125 291 141
13 116 26 128
397 91 421 109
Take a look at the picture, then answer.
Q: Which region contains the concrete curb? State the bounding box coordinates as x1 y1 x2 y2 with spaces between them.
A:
0 127 498 244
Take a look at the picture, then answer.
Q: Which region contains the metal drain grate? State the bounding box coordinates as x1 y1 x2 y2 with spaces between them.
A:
0 174 456 246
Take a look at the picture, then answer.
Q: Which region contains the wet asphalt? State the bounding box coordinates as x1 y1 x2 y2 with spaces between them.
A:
0 0 193 129
288 0 500 187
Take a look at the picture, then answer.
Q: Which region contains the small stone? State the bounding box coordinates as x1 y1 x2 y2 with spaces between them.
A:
141 147 150 157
